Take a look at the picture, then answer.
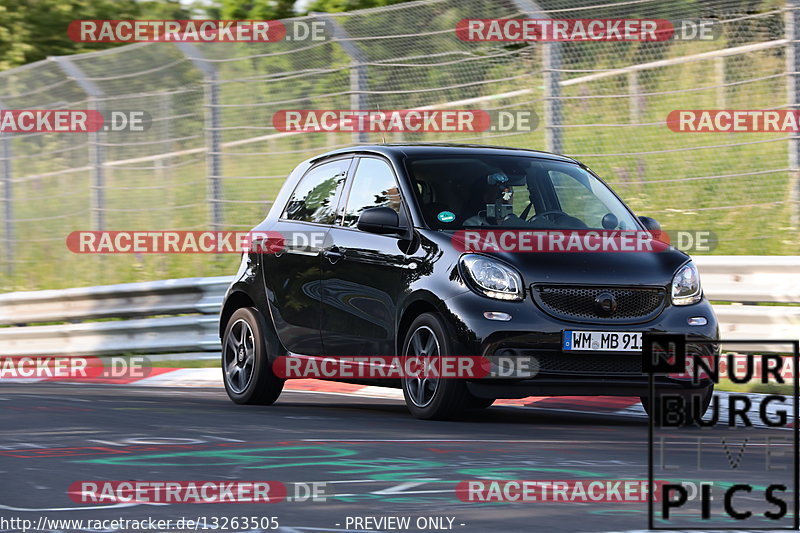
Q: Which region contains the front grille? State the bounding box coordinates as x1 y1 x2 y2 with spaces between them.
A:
534 352 643 375
532 285 665 324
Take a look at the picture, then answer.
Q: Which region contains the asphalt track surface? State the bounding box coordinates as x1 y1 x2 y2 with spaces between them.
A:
0 383 795 533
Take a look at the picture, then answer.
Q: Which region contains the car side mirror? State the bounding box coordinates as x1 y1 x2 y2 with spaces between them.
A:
638 216 661 232
357 206 404 235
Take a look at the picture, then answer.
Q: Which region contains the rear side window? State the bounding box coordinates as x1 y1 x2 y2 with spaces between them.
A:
282 159 350 224
342 158 402 227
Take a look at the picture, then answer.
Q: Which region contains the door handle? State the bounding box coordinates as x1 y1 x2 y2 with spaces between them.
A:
322 246 343 263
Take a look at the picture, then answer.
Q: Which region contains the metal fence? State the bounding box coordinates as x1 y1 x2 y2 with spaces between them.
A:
0 0 798 291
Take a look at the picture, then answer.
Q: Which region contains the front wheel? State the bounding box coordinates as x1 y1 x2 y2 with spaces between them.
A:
401 313 469 420
222 307 284 405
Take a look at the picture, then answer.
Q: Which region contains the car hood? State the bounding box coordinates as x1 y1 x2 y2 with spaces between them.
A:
424 230 690 287
491 248 689 287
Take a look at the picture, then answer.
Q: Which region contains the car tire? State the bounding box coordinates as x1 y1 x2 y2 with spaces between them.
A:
401 312 470 420
222 307 284 405
640 385 714 426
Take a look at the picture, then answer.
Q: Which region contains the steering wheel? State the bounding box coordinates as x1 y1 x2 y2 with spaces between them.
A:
527 209 569 223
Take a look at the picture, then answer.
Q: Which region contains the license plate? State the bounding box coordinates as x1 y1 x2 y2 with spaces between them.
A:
563 331 642 352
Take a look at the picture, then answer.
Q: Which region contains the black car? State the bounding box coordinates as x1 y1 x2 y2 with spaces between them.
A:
219 143 717 420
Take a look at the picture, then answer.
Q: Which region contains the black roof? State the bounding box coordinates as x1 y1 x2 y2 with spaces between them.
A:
310 143 580 164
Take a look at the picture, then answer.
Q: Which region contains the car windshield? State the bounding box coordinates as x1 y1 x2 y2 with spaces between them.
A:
405 154 640 231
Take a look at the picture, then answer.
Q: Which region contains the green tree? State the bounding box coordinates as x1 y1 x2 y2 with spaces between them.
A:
0 0 424 70
219 0 297 20
303 0 409 14
0 0 196 69
0 1 31 70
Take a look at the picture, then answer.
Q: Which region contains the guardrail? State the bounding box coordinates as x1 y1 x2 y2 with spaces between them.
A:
0 276 230 325
0 257 797 357
693 256 800 350
0 276 232 357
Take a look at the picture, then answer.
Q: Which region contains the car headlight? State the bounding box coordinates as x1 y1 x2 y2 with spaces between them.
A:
671 262 702 305
460 254 523 301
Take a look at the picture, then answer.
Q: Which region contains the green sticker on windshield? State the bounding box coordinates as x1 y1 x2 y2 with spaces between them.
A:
437 211 456 223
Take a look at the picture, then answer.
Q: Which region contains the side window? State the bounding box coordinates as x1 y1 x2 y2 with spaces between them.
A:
282 159 349 224
342 158 403 228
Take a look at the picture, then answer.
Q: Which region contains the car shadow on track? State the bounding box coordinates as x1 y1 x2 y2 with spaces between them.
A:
266 394 648 428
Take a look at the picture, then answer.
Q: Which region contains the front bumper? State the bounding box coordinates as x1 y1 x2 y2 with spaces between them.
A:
440 290 718 399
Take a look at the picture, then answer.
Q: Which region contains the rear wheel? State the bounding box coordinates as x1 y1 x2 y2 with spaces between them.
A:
401 313 469 420
222 307 284 405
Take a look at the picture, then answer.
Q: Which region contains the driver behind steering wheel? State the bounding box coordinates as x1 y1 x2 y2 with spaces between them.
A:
463 175 524 227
